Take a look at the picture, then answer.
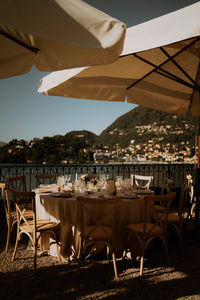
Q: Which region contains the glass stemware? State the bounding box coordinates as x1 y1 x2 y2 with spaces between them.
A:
64 174 71 185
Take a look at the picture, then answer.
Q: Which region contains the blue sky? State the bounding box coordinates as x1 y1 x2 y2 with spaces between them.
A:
0 0 197 143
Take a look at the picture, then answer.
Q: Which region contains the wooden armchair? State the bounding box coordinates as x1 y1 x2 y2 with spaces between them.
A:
161 178 175 195
0 182 17 252
125 192 176 275
8 175 27 192
76 196 122 280
0 176 31 252
167 184 190 247
11 189 60 270
131 174 153 189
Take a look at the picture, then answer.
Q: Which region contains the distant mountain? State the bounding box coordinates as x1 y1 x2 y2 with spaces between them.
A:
0 141 6 147
99 106 198 149
0 107 198 163
0 130 98 164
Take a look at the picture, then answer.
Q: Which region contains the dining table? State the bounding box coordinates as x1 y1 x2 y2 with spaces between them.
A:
35 182 154 261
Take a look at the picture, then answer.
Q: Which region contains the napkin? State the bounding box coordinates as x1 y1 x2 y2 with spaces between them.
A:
35 184 53 193
134 189 154 195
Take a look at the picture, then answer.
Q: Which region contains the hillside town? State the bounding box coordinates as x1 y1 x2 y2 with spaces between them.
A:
93 139 197 164
93 116 197 164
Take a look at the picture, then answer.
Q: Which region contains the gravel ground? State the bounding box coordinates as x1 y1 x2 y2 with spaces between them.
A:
1 213 200 300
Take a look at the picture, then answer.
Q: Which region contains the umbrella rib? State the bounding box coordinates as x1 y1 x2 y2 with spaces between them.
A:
155 70 196 90
0 29 38 54
159 46 198 87
127 36 200 91
127 53 197 91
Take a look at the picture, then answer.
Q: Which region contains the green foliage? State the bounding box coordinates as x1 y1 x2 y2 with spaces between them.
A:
0 131 97 164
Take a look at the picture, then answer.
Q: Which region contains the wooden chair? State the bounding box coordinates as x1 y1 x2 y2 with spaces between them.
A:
0 182 17 252
35 174 59 185
167 184 190 247
124 192 176 275
106 179 116 193
76 196 122 280
131 174 153 189
8 175 27 192
161 178 175 195
11 189 61 270
186 174 195 218
0 176 32 252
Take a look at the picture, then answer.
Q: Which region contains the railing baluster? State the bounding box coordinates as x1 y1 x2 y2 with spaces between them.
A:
0 163 195 192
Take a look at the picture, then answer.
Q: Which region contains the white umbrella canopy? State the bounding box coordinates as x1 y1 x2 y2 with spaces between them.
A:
38 2 200 117
0 0 126 79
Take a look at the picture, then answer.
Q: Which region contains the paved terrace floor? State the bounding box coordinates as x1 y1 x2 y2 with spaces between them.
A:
0 210 200 300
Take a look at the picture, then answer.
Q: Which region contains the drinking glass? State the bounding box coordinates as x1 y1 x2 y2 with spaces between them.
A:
64 174 71 185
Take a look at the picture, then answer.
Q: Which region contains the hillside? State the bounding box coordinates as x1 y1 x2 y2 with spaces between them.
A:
0 106 198 164
99 106 198 149
0 131 98 164
0 141 6 147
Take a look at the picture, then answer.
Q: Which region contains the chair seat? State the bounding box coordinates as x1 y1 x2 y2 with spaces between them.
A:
11 189 61 271
154 205 165 212
125 193 176 276
167 212 179 223
10 211 17 219
167 211 188 223
20 219 59 232
126 222 163 235
83 225 112 240
24 210 34 219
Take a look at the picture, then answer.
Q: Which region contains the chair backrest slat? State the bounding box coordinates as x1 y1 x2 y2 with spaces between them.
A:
179 184 191 216
144 192 176 235
0 182 11 217
36 174 59 185
131 174 153 189
8 176 27 192
11 189 35 231
161 178 175 195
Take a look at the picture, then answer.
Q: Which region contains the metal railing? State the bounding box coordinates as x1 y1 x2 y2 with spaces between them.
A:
0 163 196 192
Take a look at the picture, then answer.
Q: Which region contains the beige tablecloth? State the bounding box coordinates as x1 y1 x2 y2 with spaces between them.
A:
36 193 151 260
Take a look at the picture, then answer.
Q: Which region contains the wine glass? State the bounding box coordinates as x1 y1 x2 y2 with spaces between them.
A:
64 174 71 185
57 176 65 192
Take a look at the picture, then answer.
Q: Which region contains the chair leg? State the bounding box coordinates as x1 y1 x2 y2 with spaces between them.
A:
34 240 37 271
139 235 145 276
112 252 118 280
39 235 43 252
77 238 84 270
139 251 144 276
5 223 11 252
122 250 126 260
12 229 20 262
54 229 61 262
107 246 110 262
56 242 61 262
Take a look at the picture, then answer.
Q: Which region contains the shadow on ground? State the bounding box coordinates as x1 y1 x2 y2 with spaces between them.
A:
1 205 200 300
